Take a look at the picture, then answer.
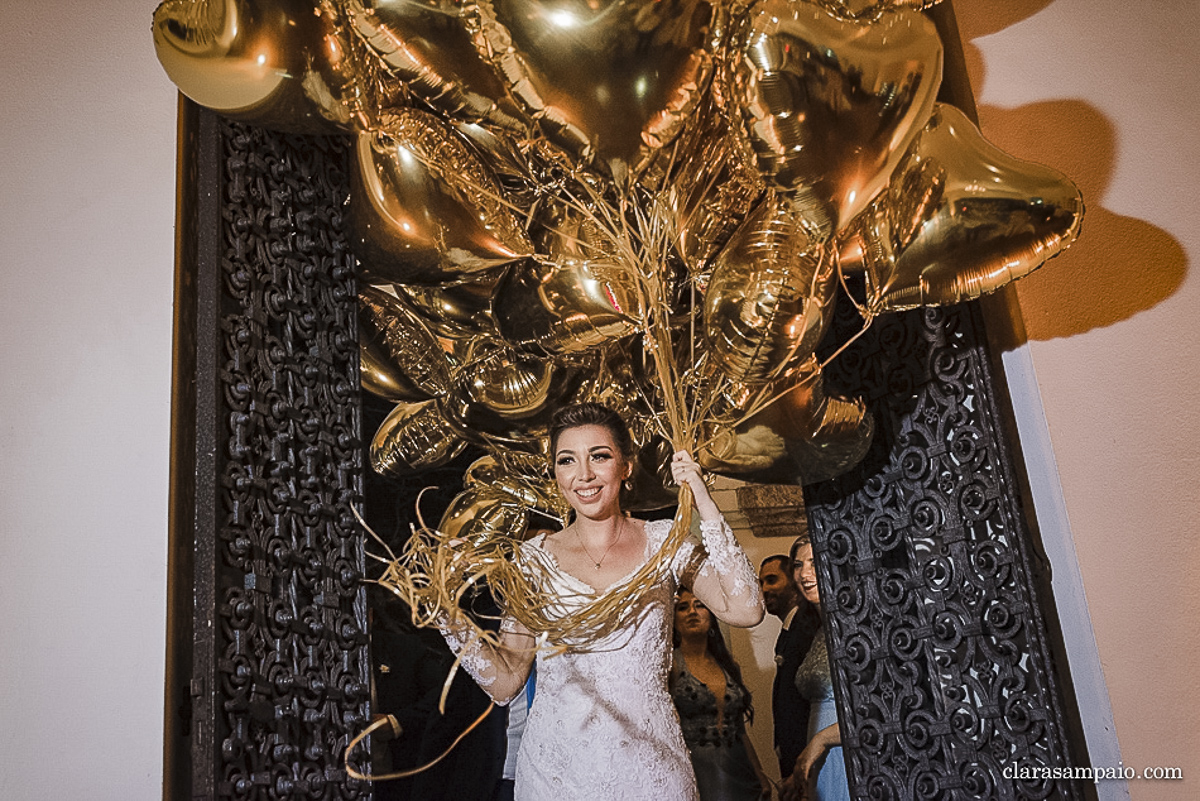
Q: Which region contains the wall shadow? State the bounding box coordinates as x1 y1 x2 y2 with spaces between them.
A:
956 33 1188 341
952 0 1057 39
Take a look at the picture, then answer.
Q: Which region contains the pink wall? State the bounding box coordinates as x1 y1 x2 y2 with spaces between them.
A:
957 1 1200 797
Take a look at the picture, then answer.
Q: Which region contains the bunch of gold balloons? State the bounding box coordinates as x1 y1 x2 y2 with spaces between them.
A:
153 0 1083 544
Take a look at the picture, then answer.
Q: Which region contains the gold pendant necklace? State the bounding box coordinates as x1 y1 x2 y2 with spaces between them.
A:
577 515 625 570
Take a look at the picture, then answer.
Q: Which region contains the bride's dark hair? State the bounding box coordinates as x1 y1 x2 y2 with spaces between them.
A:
548 403 636 466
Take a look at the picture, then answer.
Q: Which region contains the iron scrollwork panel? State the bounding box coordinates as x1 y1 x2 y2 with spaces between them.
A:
806 301 1087 800
171 105 372 799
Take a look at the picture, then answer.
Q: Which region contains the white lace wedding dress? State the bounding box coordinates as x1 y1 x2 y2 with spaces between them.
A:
441 516 758 801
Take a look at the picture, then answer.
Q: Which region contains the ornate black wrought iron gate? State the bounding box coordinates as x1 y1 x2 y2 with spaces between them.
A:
806 299 1088 800
165 102 372 800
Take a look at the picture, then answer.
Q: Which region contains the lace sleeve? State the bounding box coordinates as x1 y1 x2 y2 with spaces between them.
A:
690 516 764 624
670 536 703 586
435 612 532 706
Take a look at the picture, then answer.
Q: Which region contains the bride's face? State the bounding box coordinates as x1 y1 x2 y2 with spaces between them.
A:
554 424 632 519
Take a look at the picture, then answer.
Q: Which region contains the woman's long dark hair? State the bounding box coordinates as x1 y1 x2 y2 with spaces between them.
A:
673 590 755 725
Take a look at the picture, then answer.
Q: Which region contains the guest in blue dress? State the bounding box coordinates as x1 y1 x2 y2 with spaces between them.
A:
780 537 849 801
671 589 772 801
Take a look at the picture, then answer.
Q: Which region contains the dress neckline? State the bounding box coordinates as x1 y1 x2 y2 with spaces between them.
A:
676 651 730 693
676 650 733 729
528 518 667 595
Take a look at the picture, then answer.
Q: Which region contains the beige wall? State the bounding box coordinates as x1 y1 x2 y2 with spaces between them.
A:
0 2 177 799
956 1 1200 798
0 0 1194 799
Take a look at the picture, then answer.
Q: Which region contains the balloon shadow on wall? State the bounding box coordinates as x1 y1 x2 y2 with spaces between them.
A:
954 0 1057 39
975 97 1186 341
957 46 1187 342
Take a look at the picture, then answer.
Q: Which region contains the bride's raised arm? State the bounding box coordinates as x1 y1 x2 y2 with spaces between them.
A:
437 613 537 705
670 451 765 628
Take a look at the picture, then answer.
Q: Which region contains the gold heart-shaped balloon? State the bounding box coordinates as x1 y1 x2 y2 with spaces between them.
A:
393 278 501 338
370 399 469 476
350 108 533 285
839 103 1085 312
153 0 385 132
493 202 641 354
437 486 531 546
471 0 725 175
342 0 529 131
464 455 572 521
359 285 453 401
809 0 943 21
759 359 873 485
734 0 942 234
439 340 590 444
493 258 640 355
704 191 838 384
651 95 766 279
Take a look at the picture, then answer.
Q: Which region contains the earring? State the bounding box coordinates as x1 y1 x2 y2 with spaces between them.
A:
624 479 633 491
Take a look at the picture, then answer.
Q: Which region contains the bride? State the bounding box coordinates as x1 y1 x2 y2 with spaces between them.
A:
437 402 764 800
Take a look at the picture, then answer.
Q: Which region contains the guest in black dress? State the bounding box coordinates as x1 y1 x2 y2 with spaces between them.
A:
671 589 772 800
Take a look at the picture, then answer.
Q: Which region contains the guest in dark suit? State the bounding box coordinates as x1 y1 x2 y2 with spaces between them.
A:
759 555 821 781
